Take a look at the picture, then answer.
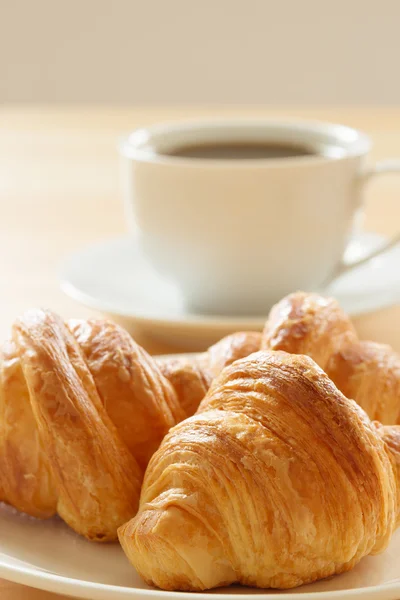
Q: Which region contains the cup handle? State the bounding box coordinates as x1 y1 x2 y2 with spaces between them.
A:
323 159 400 286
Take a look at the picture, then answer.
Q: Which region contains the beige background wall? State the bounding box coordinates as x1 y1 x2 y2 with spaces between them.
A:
1 0 400 105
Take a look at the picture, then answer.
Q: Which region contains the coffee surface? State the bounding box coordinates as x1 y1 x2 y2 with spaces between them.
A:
164 141 316 160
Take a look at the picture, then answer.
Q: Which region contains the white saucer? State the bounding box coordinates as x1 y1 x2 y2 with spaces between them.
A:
59 233 400 350
0 444 399 600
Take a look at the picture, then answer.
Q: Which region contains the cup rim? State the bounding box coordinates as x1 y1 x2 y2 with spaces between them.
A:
118 118 371 167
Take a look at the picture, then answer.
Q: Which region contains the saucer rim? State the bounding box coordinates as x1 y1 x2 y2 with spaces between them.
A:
59 232 399 328
59 279 267 330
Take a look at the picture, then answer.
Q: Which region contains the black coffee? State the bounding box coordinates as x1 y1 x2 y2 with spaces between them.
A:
164 141 316 160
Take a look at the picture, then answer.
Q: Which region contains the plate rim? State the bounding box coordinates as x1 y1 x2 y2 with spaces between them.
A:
0 556 399 600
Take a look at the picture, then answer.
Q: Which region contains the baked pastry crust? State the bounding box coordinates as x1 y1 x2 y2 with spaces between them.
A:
159 331 262 416
160 292 400 425
262 292 400 424
119 351 400 590
0 310 184 540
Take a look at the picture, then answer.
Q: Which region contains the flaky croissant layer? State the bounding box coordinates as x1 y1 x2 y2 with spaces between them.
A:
0 309 186 541
160 291 400 425
0 307 253 541
119 351 400 591
262 292 400 424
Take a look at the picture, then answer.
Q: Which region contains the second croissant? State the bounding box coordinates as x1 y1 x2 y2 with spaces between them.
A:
161 291 400 425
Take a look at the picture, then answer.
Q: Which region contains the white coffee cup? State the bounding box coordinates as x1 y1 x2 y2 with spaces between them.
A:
119 119 400 315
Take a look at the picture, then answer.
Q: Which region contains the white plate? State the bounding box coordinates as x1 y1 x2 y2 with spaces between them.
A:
59 233 400 350
0 489 399 600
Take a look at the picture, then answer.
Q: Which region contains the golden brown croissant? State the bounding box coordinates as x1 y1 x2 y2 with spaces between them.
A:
0 309 185 541
262 291 400 424
118 351 400 590
160 292 400 425
158 331 262 415
158 356 212 419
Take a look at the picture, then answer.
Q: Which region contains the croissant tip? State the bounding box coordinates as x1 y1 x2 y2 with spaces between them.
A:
13 308 61 331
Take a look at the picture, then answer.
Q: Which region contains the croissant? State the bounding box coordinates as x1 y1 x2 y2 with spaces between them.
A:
262 292 400 424
160 292 400 425
159 331 262 415
118 350 400 590
0 309 186 541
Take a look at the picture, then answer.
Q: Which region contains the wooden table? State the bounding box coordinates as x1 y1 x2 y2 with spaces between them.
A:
0 106 399 599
